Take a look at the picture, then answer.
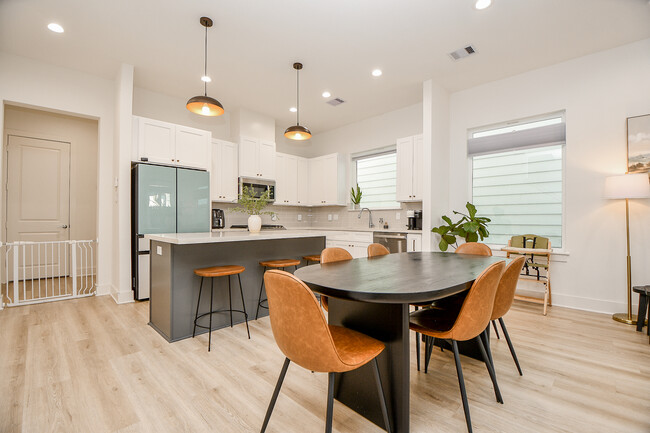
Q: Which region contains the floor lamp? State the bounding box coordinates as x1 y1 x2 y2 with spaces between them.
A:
605 173 650 325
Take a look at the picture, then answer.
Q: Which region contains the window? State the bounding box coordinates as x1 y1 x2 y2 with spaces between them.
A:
353 150 399 209
469 113 565 248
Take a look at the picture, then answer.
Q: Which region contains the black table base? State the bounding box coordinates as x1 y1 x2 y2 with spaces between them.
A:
328 298 408 433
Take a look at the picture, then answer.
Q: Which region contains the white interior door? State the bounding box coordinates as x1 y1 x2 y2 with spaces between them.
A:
6 135 71 279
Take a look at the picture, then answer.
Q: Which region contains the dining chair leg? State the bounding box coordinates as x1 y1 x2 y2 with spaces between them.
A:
424 336 434 374
476 334 503 404
238 274 251 339
228 275 233 328
260 357 291 433
371 358 393 433
499 317 523 376
326 372 335 433
208 277 214 352
481 330 494 369
491 320 500 339
451 340 473 433
415 331 421 372
193 277 204 338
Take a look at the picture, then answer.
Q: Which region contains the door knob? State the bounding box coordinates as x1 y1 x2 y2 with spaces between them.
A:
61 225 68 229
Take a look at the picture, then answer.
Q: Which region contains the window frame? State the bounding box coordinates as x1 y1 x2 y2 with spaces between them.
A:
467 114 568 253
349 146 401 211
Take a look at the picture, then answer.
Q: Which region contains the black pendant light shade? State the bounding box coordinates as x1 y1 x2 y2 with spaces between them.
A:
186 17 224 117
285 62 311 140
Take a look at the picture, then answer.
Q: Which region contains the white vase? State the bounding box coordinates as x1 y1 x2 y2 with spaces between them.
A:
248 214 262 233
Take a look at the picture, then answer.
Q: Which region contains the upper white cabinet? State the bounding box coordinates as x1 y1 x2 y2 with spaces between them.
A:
296 157 309 206
211 139 238 202
238 136 276 180
309 153 347 206
133 116 211 170
275 153 298 205
396 134 423 202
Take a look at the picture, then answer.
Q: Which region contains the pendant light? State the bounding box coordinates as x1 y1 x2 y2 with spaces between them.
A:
186 17 224 117
284 62 311 140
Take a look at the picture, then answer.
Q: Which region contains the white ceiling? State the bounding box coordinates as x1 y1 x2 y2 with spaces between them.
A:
1 0 650 133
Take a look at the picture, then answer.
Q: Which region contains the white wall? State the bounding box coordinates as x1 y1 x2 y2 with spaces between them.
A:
448 38 650 314
0 51 115 295
280 103 423 158
133 87 230 140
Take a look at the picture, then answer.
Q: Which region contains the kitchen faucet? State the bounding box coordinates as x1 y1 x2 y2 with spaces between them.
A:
358 207 374 228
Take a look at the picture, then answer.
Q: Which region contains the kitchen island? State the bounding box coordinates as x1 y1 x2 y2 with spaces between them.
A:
146 231 326 342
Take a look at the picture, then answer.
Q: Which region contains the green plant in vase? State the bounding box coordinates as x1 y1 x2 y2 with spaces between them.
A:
431 202 490 251
232 186 275 233
350 184 363 209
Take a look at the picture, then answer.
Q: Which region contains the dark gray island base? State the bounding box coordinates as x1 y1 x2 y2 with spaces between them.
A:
149 234 326 342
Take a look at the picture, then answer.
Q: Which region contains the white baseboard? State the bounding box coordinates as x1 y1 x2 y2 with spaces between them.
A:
95 283 111 296
516 287 636 315
109 285 134 304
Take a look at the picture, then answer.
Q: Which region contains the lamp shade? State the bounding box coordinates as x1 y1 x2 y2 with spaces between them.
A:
186 95 224 117
284 124 311 141
604 173 650 199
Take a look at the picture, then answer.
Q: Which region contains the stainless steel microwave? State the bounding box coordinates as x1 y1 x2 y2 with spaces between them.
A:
239 177 276 202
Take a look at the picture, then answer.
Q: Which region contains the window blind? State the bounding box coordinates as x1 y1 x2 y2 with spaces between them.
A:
472 145 563 247
354 151 399 209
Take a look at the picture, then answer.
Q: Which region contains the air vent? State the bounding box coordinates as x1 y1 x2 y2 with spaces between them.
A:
326 98 345 106
449 45 477 61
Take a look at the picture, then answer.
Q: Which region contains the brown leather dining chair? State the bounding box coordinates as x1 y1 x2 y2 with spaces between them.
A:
487 256 526 376
319 247 353 311
260 270 392 433
409 261 506 433
367 243 390 257
455 241 493 256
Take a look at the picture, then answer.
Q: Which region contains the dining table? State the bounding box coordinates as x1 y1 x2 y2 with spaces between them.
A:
294 251 507 433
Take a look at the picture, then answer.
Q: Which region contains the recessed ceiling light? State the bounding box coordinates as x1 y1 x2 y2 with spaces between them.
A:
289 107 297 112
372 69 382 77
47 23 64 33
322 91 331 98
475 0 492 10
201 75 211 83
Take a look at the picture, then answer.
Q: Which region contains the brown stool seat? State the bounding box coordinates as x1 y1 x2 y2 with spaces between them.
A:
194 265 245 278
260 259 301 268
302 255 321 262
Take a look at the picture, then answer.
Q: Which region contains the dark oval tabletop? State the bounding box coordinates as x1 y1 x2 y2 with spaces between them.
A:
294 251 507 304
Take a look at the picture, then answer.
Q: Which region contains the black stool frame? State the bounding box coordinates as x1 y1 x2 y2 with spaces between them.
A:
193 273 251 351
256 265 298 320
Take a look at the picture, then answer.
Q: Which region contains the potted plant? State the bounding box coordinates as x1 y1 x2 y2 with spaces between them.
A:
232 186 275 233
431 202 491 251
350 184 363 209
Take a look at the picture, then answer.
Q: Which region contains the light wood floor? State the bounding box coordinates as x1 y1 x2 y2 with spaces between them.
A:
1 296 649 433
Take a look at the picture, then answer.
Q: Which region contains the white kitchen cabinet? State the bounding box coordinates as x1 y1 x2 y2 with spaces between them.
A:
275 153 298 205
175 126 211 169
309 153 347 206
238 136 276 180
407 233 422 252
296 157 309 206
133 116 211 170
396 134 423 201
211 139 239 202
325 231 373 258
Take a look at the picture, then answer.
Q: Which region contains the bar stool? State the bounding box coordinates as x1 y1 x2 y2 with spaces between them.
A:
256 259 301 319
192 265 250 352
302 254 321 266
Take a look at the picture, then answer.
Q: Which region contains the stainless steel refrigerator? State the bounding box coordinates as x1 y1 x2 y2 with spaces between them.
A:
131 163 210 300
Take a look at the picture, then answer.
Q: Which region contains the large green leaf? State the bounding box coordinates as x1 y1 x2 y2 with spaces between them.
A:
431 226 449 235
441 215 454 226
443 234 457 245
439 239 449 251
466 202 477 218
466 232 479 242
463 221 479 233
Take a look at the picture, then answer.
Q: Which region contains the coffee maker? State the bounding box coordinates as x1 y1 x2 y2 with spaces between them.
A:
407 210 423 230
212 209 225 229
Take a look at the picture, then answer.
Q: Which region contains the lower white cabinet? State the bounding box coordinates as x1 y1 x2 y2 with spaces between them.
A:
407 233 422 252
211 139 238 202
325 231 373 258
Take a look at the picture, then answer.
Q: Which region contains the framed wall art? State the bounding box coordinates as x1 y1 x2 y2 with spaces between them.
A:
627 114 650 174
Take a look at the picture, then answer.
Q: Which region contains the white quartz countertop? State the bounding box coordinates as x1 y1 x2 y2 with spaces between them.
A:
146 230 328 245
210 227 425 234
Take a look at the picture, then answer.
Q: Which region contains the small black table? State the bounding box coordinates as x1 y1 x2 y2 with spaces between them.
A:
294 252 506 433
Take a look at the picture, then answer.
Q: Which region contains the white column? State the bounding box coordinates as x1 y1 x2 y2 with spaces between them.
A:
111 63 135 304
421 79 451 251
